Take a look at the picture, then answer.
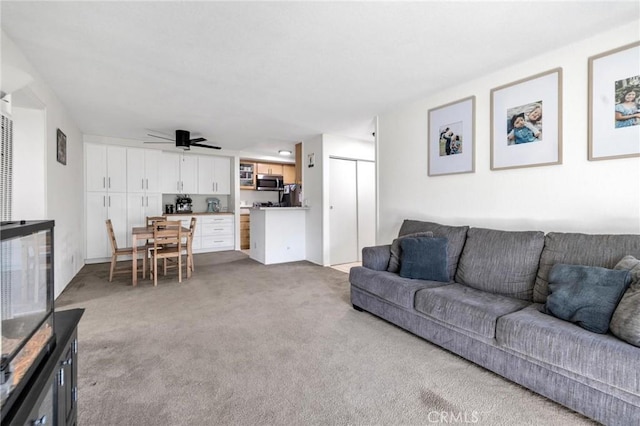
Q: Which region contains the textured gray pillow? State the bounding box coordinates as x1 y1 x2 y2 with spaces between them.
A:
455 228 545 300
611 255 640 347
387 231 433 273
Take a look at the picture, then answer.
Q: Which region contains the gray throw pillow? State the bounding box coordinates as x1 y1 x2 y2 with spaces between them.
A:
610 255 640 347
398 237 449 282
542 264 631 334
387 231 433 273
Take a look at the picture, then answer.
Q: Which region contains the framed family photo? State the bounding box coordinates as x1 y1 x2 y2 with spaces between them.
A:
427 96 475 176
588 41 640 161
490 68 562 170
56 128 67 165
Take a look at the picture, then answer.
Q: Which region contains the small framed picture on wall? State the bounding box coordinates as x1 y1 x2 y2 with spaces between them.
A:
588 41 640 161
56 128 67 165
427 96 475 176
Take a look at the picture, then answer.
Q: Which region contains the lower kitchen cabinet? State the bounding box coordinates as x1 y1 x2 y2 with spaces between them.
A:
165 214 235 253
2 309 84 426
240 214 250 249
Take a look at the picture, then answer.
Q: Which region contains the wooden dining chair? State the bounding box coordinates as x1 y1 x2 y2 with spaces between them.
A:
185 217 196 277
149 220 182 286
145 216 166 275
106 219 146 282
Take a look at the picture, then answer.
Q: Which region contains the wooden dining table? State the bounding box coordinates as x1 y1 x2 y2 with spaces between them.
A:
131 225 190 286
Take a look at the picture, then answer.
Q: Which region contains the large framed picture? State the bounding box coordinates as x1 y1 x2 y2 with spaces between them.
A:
56 128 67 165
490 68 562 170
428 96 475 176
588 41 640 161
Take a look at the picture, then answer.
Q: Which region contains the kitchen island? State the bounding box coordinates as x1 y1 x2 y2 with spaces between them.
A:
249 207 307 265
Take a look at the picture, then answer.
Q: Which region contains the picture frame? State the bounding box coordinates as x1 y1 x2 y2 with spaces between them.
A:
427 96 475 176
56 128 67 165
307 153 314 168
588 41 640 161
490 68 562 170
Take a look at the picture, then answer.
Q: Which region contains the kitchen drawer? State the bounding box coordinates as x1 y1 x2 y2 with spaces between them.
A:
202 223 233 236
201 235 234 249
200 215 233 225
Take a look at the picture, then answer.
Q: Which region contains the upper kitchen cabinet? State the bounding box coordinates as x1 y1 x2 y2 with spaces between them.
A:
159 152 198 194
239 162 256 189
85 143 127 192
283 164 295 184
256 162 283 176
126 148 161 193
197 155 231 195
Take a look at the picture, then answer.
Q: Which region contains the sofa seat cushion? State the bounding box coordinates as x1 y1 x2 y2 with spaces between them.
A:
414 283 530 339
349 266 448 310
533 232 640 303
455 227 545 300
398 220 469 282
497 304 640 395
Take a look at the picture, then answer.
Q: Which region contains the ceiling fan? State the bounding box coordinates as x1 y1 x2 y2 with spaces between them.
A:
145 130 221 150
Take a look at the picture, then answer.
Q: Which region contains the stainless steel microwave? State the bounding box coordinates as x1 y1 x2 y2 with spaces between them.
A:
256 174 284 191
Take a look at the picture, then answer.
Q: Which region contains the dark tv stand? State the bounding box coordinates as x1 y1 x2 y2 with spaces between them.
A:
2 309 84 425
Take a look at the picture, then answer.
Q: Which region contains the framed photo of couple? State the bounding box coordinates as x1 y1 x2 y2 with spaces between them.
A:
588 41 640 161
427 96 475 176
490 68 562 170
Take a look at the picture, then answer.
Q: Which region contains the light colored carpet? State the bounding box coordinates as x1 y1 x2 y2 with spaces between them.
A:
57 252 595 425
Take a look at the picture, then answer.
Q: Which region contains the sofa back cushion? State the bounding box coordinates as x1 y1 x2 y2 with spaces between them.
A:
533 232 640 303
398 220 468 281
455 228 545 300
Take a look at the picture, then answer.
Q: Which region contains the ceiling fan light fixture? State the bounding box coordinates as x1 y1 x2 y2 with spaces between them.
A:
278 150 292 156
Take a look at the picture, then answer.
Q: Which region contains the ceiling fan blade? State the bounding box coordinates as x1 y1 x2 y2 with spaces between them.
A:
143 140 173 144
190 137 207 143
190 142 221 150
147 133 175 142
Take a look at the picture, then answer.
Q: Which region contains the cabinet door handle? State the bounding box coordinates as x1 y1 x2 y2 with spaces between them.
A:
103 196 106 207
109 196 111 207
108 177 111 188
141 197 144 207
58 368 65 386
146 178 149 190
177 181 180 192
146 196 149 207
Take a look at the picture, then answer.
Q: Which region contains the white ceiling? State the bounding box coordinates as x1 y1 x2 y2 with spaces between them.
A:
2 1 639 156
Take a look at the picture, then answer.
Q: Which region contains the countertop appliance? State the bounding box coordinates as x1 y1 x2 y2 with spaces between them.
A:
206 197 221 213
176 195 192 213
256 174 284 191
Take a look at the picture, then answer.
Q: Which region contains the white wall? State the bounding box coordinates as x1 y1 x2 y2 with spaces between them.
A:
2 32 85 298
377 20 640 244
304 134 376 265
12 104 45 219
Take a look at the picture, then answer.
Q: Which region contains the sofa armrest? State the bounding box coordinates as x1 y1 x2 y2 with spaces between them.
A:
362 245 391 271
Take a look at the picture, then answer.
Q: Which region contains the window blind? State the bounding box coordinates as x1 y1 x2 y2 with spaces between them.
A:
1 113 13 221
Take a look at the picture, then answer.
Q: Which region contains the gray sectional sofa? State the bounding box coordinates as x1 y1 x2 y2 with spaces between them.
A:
349 219 640 425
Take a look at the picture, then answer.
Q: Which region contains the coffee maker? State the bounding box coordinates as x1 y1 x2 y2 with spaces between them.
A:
175 195 192 213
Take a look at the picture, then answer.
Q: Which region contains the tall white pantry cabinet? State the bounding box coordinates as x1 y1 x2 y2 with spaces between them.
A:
85 144 128 259
125 148 163 246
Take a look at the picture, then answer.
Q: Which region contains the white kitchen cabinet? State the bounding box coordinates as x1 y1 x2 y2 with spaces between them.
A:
200 215 234 251
197 156 231 195
126 148 161 193
165 214 234 253
126 193 163 247
85 144 127 192
85 192 127 259
160 152 198 194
